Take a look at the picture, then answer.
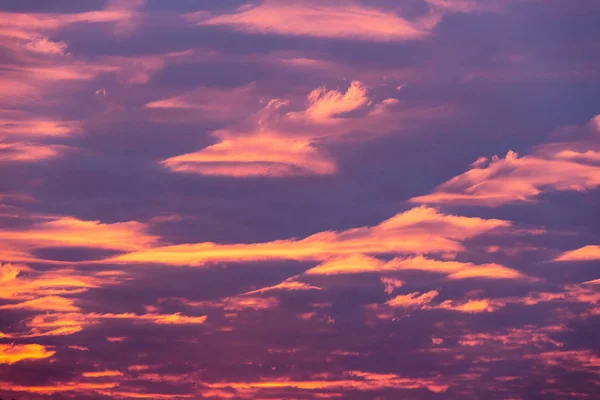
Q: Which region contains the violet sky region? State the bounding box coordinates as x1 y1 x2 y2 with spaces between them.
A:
0 1 599 399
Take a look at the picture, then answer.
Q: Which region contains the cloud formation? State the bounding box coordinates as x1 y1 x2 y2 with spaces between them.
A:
412 115 600 206
190 1 428 41
110 206 510 266
0 343 55 365
554 245 600 262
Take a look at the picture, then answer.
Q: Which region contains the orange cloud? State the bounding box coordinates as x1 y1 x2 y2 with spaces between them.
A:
110 206 509 267
412 115 600 207
190 1 428 42
0 216 157 264
202 370 448 396
306 254 524 280
0 264 124 302
0 381 118 395
0 295 79 312
459 325 566 348
82 370 124 378
98 390 192 399
386 290 439 308
1 307 207 339
437 299 497 313
0 343 55 364
554 245 600 262
162 134 336 177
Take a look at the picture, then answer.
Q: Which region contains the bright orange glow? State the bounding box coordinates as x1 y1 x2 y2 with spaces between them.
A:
82 370 124 378
110 206 509 266
202 370 448 394
0 343 55 364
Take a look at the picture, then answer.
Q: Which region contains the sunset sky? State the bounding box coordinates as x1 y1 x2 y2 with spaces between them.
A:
0 1 599 399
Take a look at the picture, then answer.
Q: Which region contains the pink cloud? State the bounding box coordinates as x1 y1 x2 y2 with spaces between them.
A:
0 141 66 162
159 81 451 177
190 1 428 42
288 80 371 123
412 115 600 206
162 134 337 177
554 245 600 262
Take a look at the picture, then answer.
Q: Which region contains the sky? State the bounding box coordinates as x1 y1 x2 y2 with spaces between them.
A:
0 0 599 399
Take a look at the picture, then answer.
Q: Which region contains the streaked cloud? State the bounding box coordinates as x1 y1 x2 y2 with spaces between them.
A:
244 278 321 294
554 245 600 262
82 370 124 378
201 370 448 396
306 255 525 280
386 290 439 308
110 206 509 266
0 141 68 162
412 115 600 207
162 134 336 177
0 343 55 364
190 1 428 42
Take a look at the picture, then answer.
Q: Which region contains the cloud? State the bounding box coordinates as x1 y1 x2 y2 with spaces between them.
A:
0 113 80 136
162 134 336 177
381 277 404 294
24 36 68 55
244 278 321 294
164 296 279 313
1 311 207 339
306 254 525 280
201 370 448 396
0 216 157 264
0 295 79 312
437 298 497 313
159 81 451 178
412 115 600 207
0 381 118 395
109 206 510 266
0 343 55 365
386 290 439 308
0 264 124 301
554 245 600 262
82 370 124 378
0 141 68 162
145 84 257 121
288 80 371 123
190 1 428 42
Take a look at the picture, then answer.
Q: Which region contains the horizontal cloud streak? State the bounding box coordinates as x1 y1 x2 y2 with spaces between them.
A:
110 206 509 266
190 1 428 41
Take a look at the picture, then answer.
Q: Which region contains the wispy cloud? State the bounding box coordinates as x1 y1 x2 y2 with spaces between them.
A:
189 1 428 42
